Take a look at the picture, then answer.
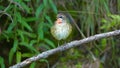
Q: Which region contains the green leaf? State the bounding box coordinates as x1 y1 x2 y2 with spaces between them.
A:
22 31 36 38
16 12 33 32
17 30 24 41
101 19 107 23
44 38 55 48
19 42 38 53
9 39 18 64
0 6 4 10
40 59 48 62
43 0 48 7
39 59 49 68
0 56 5 68
23 17 38 22
7 12 16 32
13 39 18 52
49 0 57 14
9 49 14 64
45 14 53 26
20 2 31 13
35 4 44 18
22 53 34 57
30 40 37 46
38 22 44 40
101 39 106 48
16 51 21 63
17 30 36 39
1 31 14 41
7 21 16 32
20 21 33 32
102 0 110 13
30 62 36 68
38 29 44 40
24 0 30 2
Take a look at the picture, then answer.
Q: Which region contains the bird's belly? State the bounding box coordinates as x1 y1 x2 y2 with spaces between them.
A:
55 25 70 40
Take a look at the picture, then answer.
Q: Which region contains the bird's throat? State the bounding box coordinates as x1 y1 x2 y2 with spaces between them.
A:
56 18 62 24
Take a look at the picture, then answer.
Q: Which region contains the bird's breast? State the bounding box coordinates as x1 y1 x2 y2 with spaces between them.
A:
51 23 72 40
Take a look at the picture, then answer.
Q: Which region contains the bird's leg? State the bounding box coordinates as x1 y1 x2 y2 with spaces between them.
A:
64 41 67 44
58 40 60 47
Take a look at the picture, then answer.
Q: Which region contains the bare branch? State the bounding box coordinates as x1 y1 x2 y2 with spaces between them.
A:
9 30 120 68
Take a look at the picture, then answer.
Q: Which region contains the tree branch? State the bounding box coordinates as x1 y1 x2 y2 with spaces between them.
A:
9 30 120 68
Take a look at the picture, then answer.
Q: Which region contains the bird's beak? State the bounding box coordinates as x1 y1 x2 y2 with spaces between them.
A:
56 18 62 24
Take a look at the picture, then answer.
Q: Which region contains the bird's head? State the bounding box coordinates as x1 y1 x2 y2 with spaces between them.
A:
56 13 67 24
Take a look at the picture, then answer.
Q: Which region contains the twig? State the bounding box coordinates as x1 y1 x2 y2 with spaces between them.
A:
9 30 120 68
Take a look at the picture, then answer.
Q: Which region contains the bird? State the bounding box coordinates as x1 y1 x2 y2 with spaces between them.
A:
51 13 72 44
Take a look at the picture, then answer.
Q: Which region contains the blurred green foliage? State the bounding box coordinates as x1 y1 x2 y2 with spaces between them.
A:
0 0 57 67
101 14 120 31
0 0 120 68
0 56 5 68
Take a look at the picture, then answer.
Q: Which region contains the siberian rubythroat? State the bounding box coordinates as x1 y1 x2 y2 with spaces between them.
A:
51 13 72 41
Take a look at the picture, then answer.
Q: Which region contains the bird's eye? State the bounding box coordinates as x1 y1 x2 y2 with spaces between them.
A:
59 16 63 18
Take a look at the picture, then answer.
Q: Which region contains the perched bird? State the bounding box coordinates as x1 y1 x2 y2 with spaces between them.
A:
51 13 72 41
